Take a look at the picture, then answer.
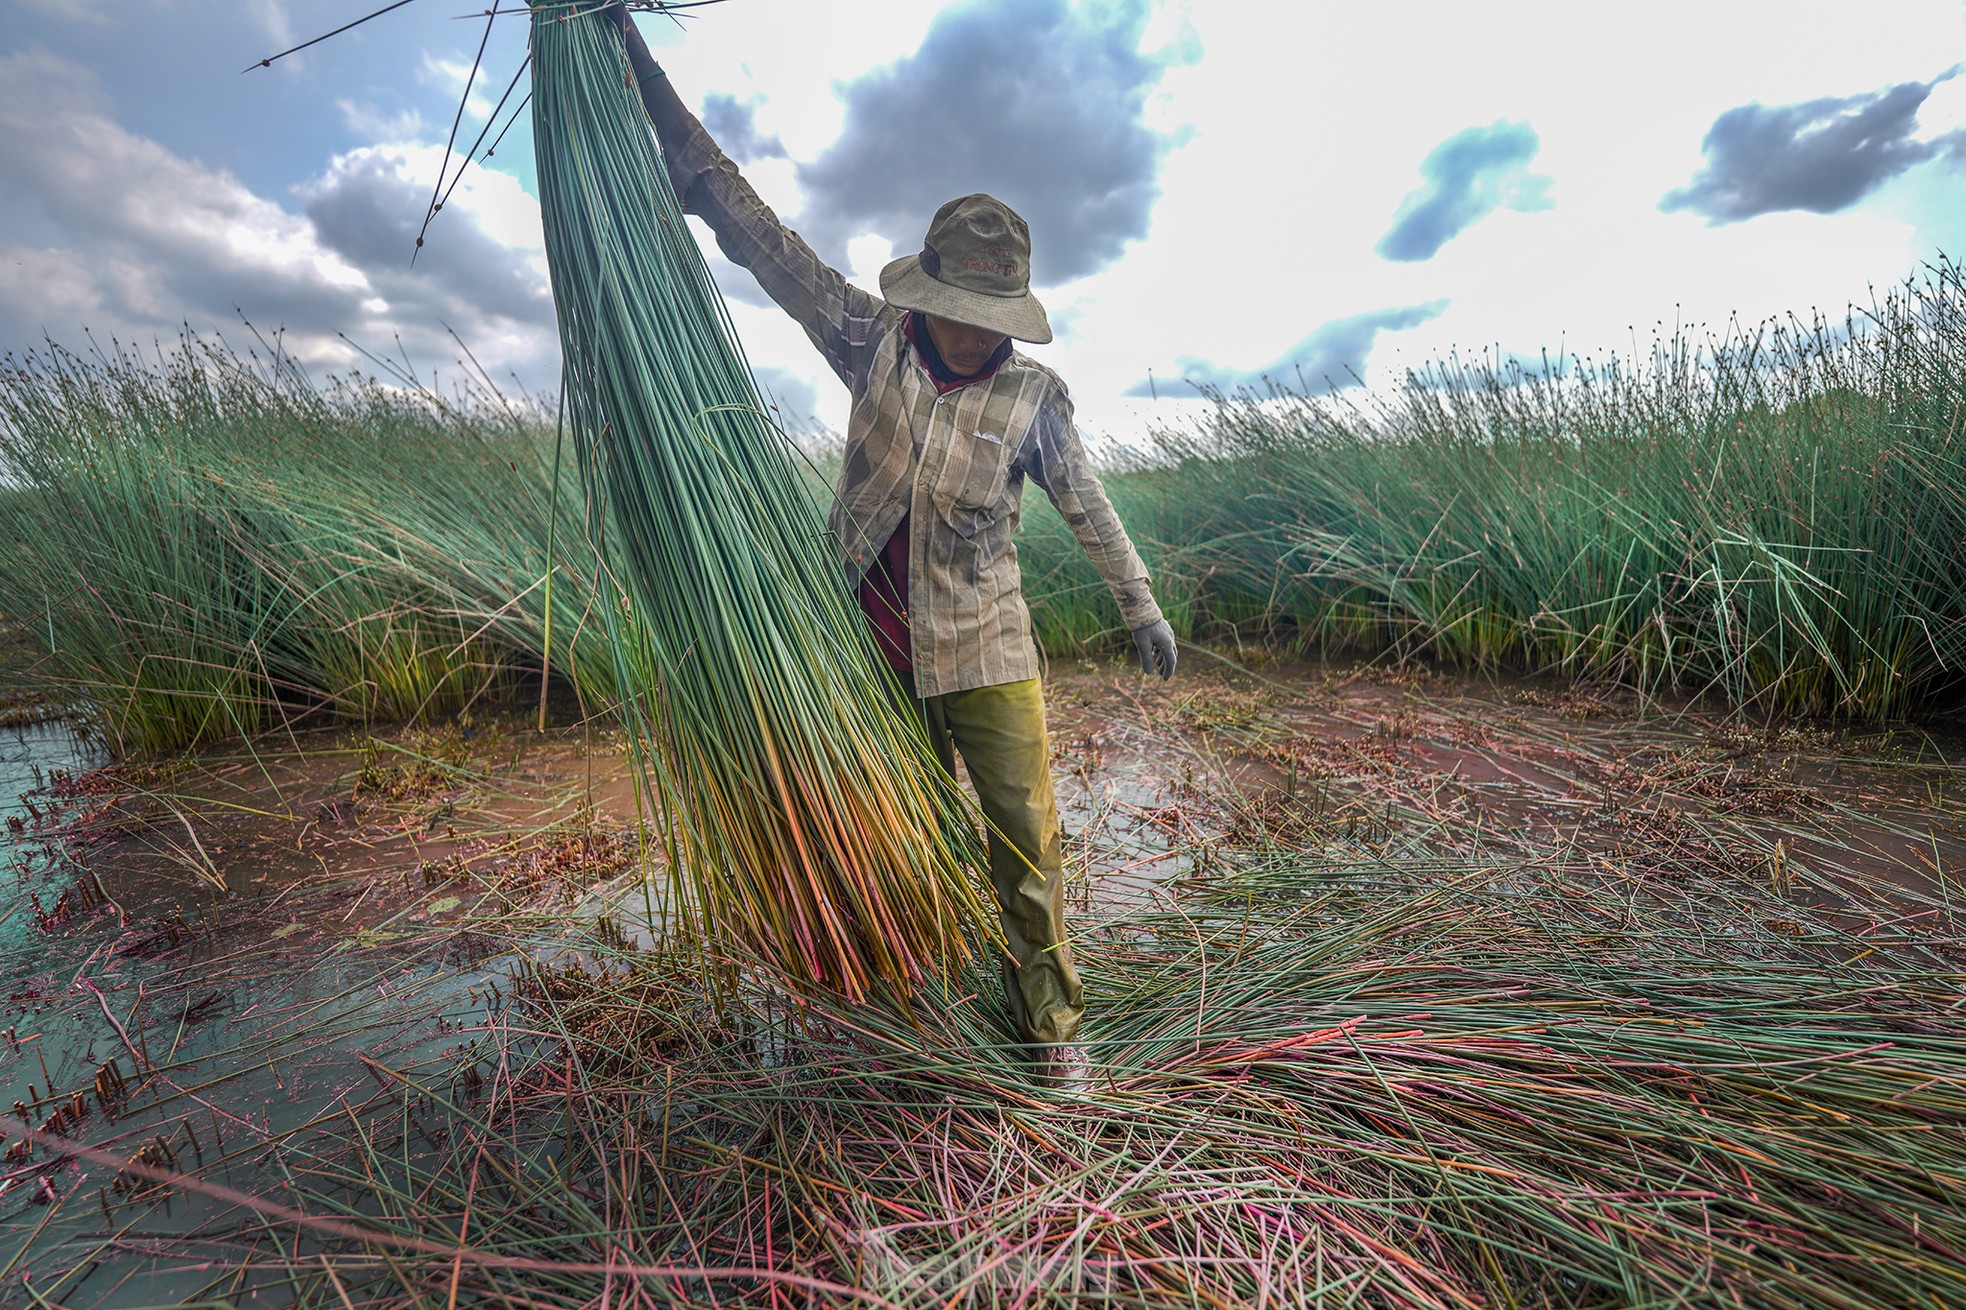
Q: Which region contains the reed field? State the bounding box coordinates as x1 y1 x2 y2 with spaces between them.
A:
0 329 616 755
6 261 1963 756
1021 256 1966 722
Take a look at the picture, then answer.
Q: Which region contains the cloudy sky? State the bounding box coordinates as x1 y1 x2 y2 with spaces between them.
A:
4 0 1964 440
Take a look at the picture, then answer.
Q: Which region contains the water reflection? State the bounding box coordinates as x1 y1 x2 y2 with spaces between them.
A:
1 720 93 830
0 725 512 1305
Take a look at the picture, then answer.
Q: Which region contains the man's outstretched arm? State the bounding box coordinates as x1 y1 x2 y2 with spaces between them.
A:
612 8 695 187
606 5 880 388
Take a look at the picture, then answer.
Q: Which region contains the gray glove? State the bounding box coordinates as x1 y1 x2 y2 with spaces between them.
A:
1132 619 1177 680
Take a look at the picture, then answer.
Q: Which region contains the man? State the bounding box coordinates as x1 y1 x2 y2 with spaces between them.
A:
610 9 1177 1070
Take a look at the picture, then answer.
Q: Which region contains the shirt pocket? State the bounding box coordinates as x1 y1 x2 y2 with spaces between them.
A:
930 423 1011 536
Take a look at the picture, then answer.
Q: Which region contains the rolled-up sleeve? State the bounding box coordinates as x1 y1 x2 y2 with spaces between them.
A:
1025 393 1164 633
661 117 880 388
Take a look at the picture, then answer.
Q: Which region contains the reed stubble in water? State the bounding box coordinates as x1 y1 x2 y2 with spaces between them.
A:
527 2 996 1001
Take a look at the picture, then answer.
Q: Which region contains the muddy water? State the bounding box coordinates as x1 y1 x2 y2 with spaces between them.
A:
0 719 98 989
0 721 627 1306
1 720 92 836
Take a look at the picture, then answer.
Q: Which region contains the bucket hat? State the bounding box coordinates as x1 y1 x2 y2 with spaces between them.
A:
879 194 1052 344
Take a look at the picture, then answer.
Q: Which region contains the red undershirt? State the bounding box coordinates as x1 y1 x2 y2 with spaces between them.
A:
857 314 1012 674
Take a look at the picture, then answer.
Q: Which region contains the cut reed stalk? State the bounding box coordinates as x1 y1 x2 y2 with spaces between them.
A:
526 1 996 1002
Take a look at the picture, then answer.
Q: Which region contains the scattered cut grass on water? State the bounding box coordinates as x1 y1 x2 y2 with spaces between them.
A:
5 658 1964 1305
191 820 1966 1308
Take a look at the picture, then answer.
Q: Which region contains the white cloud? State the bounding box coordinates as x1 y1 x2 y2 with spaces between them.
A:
1918 68 1966 138
0 48 556 390
420 54 496 123
335 97 428 143
0 49 369 355
0 246 109 339
634 1 939 158
10 0 111 22
245 0 292 52
294 139 555 378
844 234 896 285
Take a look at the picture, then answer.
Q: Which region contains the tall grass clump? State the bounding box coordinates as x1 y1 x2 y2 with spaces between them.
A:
5 238 1960 746
1022 258 1966 719
0 333 608 753
527 3 996 1002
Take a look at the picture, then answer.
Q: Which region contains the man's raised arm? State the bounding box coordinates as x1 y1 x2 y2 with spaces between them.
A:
612 8 695 190
609 6 879 388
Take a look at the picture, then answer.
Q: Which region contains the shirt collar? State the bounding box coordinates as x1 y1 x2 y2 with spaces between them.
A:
905 311 1012 395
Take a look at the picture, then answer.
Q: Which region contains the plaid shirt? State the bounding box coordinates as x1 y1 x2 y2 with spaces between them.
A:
665 122 1164 698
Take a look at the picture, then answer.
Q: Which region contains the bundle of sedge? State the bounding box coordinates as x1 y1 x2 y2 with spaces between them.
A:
528 1 998 1003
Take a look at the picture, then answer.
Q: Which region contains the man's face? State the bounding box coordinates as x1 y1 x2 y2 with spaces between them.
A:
922 313 1008 378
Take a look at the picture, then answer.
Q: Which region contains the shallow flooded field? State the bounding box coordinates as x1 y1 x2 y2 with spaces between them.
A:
2 657 1963 1305
1049 655 1966 924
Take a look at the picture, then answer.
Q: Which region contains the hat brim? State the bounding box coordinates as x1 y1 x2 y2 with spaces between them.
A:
879 255 1052 344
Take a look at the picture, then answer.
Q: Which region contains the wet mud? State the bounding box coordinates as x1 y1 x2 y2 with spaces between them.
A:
1044 655 1966 930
